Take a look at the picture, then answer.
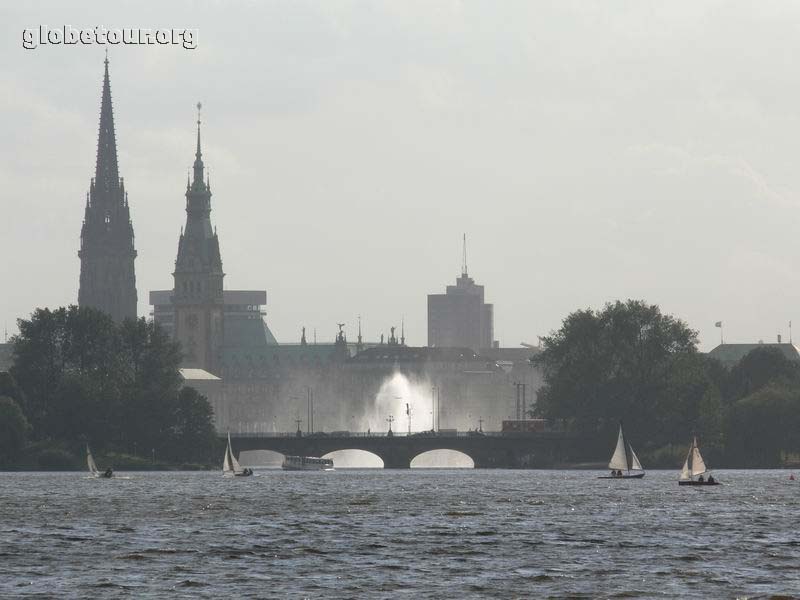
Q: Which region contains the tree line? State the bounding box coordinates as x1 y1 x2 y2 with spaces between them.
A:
533 299 800 467
0 306 218 467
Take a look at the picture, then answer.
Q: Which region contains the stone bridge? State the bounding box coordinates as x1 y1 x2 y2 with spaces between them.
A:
228 430 578 469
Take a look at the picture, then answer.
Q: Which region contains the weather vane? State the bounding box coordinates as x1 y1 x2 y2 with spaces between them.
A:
196 101 202 125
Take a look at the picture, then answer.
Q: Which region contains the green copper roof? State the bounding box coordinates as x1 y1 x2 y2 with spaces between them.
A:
707 343 800 367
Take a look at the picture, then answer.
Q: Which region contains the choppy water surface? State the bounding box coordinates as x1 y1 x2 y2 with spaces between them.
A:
1 470 799 598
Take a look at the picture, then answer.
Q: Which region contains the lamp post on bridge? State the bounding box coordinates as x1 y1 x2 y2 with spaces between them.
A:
386 415 394 437
295 418 303 437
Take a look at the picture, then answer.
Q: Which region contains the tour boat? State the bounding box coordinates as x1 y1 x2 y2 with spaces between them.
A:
223 433 253 477
281 455 334 471
678 437 719 486
86 444 113 478
598 423 645 479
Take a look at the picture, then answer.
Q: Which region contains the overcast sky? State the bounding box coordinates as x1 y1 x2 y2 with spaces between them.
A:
3 1 800 350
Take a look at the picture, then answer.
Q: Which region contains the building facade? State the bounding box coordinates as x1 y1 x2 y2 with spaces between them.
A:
428 263 494 352
78 58 138 322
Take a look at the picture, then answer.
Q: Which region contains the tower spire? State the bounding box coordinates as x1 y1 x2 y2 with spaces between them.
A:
95 54 120 196
79 57 137 323
193 101 204 185
461 233 468 277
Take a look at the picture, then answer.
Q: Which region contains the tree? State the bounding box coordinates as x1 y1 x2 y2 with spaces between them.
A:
170 387 217 463
10 306 195 462
726 385 800 466
10 306 119 439
534 300 710 448
0 396 30 463
724 346 800 404
117 318 183 454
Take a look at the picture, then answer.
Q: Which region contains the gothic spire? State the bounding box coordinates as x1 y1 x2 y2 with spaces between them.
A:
95 55 120 196
193 101 204 185
461 233 468 277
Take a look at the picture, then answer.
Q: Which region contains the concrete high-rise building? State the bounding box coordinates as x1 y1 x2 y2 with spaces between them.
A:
427 237 494 351
78 57 138 321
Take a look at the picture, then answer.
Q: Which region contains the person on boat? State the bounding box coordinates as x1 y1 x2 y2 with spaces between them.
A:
610 470 616 478
103 467 113 478
697 474 704 482
707 475 715 484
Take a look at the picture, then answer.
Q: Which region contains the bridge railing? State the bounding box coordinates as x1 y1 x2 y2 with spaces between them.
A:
225 429 569 439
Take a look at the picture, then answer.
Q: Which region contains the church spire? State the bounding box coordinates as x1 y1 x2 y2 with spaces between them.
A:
193 102 205 185
79 56 137 323
461 233 468 277
95 54 120 197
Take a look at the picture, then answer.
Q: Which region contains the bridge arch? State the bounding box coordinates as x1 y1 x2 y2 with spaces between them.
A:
410 449 475 468
322 449 384 468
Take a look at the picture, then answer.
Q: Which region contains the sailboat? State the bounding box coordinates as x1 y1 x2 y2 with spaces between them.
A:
598 423 645 479
678 436 719 486
223 433 253 477
86 445 113 479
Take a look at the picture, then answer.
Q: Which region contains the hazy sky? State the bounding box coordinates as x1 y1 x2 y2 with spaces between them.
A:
3 1 800 350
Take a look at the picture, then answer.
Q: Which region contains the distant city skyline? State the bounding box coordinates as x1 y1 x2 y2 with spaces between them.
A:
4 2 800 351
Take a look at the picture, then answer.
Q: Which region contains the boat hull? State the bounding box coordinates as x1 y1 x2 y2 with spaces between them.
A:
598 473 645 479
282 456 334 471
678 480 720 486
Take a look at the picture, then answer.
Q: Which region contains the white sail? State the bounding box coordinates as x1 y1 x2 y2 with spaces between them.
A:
222 445 234 474
608 425 629 470
691 440 707 476
86 445 100 477
679 437 707 479
223 433 244 476
629 446 644 472
680 458 691 480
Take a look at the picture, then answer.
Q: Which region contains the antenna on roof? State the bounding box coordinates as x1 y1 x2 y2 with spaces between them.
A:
461 233 468 277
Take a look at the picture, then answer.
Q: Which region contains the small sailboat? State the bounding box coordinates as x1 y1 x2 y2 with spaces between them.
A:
598 423 645 479
223 433 253 477
678 437 719 486
86 445 113 479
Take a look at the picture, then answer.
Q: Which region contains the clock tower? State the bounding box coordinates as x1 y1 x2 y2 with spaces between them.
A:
172 105 224 373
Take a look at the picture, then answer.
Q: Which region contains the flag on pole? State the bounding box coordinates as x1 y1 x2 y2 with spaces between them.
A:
715 321 722 328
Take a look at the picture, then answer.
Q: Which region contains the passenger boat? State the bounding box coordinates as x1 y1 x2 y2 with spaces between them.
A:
223 433 253 477
598 423 645 479
678 437 719 486
281 455 334 471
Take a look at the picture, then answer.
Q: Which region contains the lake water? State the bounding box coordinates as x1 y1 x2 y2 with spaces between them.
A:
1 469 798 598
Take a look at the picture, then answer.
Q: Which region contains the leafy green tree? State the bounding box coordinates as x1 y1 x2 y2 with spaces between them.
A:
726 385 800 465
10 306 119 439
724 346 800 403
0 396 30 463
10 306 200 463
117 318 183 454
0 372 25 408
170 387 217 463
534 300 711 448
